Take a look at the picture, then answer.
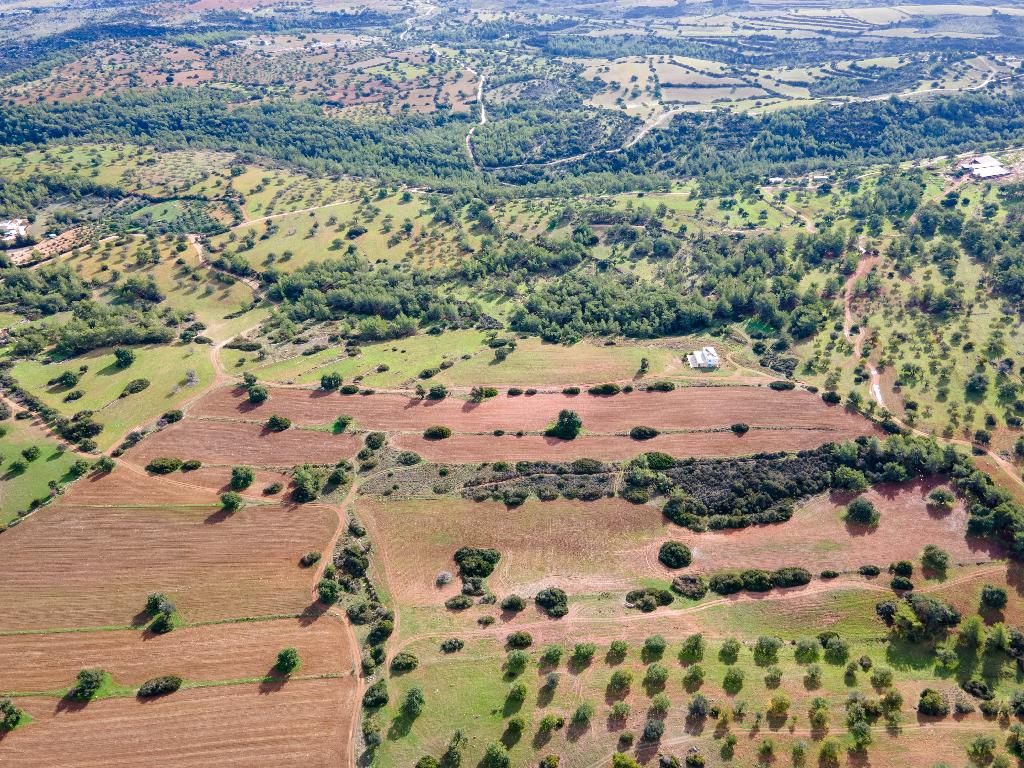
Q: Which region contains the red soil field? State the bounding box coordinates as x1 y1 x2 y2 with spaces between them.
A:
63 465 220 506
393 428 860 462
3 678 355 768
163 465 296 498
127 419 360 467
0 502 338 630
190 384 875 435
1 617 352 692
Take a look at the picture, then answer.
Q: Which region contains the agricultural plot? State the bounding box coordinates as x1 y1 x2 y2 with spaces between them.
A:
188 383 873 436
0 499 338 629
3 679 355 768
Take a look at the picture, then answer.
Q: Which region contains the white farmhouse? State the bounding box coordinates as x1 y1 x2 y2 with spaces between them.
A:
1 219 28 243
687 346 720 369
962 155 1010 179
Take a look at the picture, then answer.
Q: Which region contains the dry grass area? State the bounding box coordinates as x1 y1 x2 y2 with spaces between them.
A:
127 419 361 467
191 384 875 435
358 496 654 607
657 479 1003 575
358 479 1001 611
0 502 337 630
1 617 351 693
2 678 355 768
393 428 864 462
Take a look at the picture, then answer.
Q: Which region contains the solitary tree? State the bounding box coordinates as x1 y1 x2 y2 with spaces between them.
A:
275 647 300 675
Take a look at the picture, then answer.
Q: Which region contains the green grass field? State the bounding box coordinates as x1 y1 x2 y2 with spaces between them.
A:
0 415 83 524
12 343 214 450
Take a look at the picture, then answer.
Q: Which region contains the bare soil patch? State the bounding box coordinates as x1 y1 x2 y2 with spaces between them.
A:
127 419 360 467
0 502 337 630
393 428 863 462
191 384 875 435
3 678 355 768
1 617 352 693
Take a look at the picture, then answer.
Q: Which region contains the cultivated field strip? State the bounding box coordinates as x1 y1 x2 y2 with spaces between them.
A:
0 503 338 630
0 618 352 693
127 419 361 466
3 678 354 768
189 384 876 435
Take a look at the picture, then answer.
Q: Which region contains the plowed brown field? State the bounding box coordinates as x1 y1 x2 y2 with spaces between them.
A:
64 465 220 506
2 678 355 768
127 420 361 467
1 617 352 692
392 429 858 462
190 384 875 435
0 502 337 630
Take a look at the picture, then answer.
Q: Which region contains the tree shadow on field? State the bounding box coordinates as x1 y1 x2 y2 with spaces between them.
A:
259 667 288 694
298 601 328 626
387 711 415 740
55 695 90 714
204 506 234 524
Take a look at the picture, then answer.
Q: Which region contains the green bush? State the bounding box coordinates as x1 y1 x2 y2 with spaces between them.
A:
230 465 255 490
535 587 568 618
220 491 243 512
846 497 879 525
69 668 105 700
423 425 452 440
658 541 692 569
265 414 291 432
275 647 300 674
362 679 388 709
146 457 182 474
545 410 582 440
630 426 659 440
120 378 150 397
137 675 181 698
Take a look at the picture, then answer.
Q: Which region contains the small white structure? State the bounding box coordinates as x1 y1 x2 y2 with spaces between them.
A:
962 155 1010 179
687 346 720 369
0 219 27 243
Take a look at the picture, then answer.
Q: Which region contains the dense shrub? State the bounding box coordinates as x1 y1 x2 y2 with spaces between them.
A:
500 594 525 612
275 647 300 674
230 465 255 490
846 497 879 525
137 675 181 698
535 587 569 618
588 383 621 396
69 668 105 700
445 594 473 610
630 426 659 440
265 414 291 432
145 457 182 474
424 425 452 440
454 547 500 578
506 631 533 649
671 574 707 600
917 688 948 716
391 652 419 672
545 409 582 440
362 679 389 709
658 541 692 569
